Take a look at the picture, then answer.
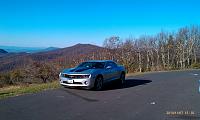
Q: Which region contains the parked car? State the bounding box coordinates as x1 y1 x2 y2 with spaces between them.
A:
59 60 126 90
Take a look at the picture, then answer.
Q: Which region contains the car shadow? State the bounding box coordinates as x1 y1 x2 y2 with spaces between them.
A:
60 78 152 102
102 78 152 91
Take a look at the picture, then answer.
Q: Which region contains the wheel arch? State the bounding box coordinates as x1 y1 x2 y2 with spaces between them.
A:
121 71 126 75
96 74 103 79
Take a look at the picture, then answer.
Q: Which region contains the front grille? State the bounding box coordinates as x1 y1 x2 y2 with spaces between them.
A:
63 74 89 79
73 82 82 84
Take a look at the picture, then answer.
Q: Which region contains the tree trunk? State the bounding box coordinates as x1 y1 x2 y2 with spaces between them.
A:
146 51 149 71
150 50 154 69
156 50 159 69
138 51 142 72
161 52 165 68
182 50 185 69
194 48 197 64
167 48 170 69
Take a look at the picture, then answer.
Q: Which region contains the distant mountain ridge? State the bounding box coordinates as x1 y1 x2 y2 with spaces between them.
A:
0 49 8 57
44 47 59 51
0 46 59 53
0 49 8 54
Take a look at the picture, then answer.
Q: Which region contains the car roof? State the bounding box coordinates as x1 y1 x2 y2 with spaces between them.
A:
86 60 114 62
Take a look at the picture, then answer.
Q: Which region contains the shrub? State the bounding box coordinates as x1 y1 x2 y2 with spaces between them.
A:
191 63 200 69
10 69 24 84
0 73 13 86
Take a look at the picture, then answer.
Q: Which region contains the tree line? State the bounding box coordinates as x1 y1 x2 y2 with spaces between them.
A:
102 25 200 72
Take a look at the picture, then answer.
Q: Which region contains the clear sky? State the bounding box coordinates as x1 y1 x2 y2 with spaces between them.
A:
0 0 200 47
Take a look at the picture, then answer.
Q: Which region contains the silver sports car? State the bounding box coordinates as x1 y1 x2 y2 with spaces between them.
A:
59 60 126 90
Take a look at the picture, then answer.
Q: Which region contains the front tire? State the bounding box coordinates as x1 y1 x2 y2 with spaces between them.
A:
94 76 103 91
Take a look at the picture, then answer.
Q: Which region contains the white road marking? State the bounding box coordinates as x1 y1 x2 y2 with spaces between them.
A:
190 73 199 76
150 102 156 105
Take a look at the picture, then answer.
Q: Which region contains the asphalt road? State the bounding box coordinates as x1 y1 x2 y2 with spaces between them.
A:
0 70 200 120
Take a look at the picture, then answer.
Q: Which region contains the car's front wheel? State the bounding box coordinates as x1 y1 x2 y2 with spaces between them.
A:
94 76 103 90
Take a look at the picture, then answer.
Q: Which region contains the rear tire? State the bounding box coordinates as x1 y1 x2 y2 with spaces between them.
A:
94 76 103 91
118 73 125 86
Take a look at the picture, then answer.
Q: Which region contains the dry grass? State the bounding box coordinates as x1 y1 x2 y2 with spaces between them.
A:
0 81 60 99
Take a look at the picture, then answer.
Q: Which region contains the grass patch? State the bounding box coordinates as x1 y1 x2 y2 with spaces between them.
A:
126 72 144 77
0 81 60 99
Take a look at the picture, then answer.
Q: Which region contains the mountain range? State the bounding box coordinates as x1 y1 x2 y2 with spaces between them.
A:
0 46 59 53
0 49 8 56
0 49 8 54
0 44 106 72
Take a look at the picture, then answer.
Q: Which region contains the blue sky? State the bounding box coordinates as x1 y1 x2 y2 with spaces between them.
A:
0 0 200 47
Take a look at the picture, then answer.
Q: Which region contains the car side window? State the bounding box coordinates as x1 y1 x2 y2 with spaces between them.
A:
110 62 117 68
105 62 110 68
106 62 117 68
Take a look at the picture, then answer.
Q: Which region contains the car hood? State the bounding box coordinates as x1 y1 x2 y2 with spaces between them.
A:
62 67 96 74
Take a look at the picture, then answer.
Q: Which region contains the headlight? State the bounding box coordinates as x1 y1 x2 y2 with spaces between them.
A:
80 75 90 78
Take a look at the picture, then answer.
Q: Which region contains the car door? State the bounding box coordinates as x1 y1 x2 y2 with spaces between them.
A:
103 62 115 82
109 62 120 80
104 62 120 81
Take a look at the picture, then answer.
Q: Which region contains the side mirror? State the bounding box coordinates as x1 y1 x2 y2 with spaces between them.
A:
106 66 112 69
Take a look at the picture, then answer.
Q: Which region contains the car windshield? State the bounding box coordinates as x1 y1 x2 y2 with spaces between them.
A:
77 62 105 69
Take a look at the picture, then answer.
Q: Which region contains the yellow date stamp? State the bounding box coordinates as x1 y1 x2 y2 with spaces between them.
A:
166 111 195 115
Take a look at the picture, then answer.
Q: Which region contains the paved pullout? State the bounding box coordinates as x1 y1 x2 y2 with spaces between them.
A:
0 70 200 120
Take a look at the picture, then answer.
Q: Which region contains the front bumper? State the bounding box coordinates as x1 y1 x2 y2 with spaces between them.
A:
59 75 94 89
